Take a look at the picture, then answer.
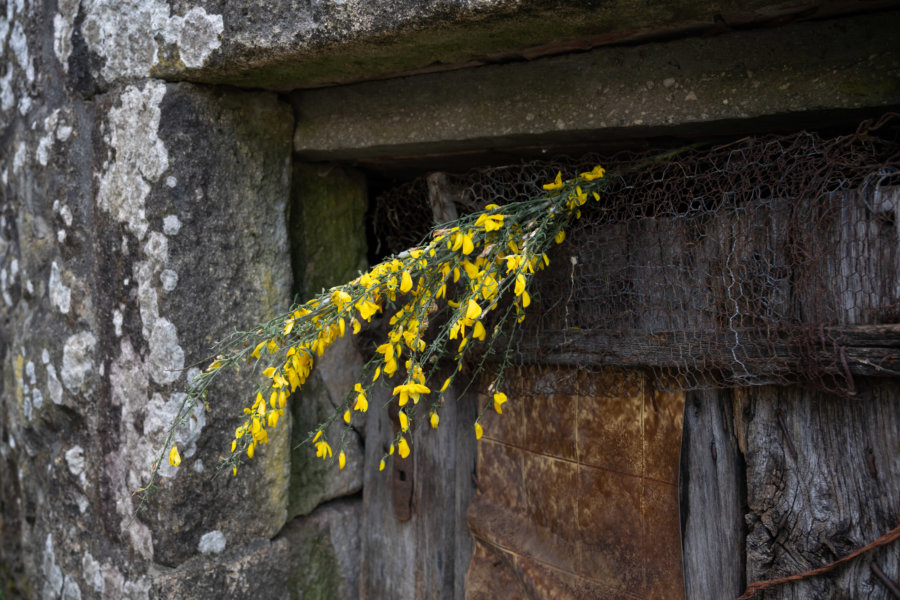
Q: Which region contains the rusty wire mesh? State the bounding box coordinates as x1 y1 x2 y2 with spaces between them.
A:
374 115 900 397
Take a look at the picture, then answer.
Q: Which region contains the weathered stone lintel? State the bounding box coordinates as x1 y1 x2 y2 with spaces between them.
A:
292 11 900 163
159 1 892 91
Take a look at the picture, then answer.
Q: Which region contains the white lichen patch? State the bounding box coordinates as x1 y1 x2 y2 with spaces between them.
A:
53 0 80 70
177 7 224 69
61 332 96 393
82 0 223 81
49 261 72 314
135 261 160 339
162 214 181 235
61 574 82 600
36 110 63 166
143 231 168 264
42 534 64 600
197 530 226 554
81 552 104 595
148 318 184 385
65 445 85 476
96 81 169 241
113 309 123 336
47 363 63 404
9 21 28 77
143 390 205 477
0 266 13 307
0 68 14 112
12 142 26 173
160 269 177 291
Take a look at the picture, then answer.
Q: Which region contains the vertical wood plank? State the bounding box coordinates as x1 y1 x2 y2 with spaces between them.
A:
740 380 900 599
359 370 477 599
680 389 746 598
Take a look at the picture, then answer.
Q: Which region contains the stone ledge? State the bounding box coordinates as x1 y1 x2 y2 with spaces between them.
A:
291 11 900 162
154 0 891 90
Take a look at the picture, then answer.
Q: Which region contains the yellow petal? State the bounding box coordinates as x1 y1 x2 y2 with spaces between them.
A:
555 230 565 244
399 410 409 432
430 412 440 429
493 392 508 414
474 423 483 440
168 445 181 467
343 410 352 424
398 437 410 459
339 451 347 470
379 459 386 471
466 299 482 321
462 233 475 255
440 377 452 392
515 273 526 296
400 271 413 293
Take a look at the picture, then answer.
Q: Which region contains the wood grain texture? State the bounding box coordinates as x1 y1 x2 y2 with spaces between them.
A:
680 388 746 599
738 380 900 599
509 325 900 377
360 382 477 600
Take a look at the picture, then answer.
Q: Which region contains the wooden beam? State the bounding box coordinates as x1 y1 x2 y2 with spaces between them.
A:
506 324 900 378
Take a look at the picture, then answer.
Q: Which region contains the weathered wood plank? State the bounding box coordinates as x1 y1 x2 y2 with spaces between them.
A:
680 388 746 599
360 378 477 599
738 379 900 599
509 324 900 378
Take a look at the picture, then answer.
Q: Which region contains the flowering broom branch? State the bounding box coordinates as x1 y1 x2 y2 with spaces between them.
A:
135 165 607 508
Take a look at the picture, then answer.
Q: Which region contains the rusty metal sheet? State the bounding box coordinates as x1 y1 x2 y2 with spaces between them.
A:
466 368 685 599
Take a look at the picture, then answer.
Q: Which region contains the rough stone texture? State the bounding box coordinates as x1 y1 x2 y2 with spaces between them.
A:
287 164 367 520
149 499 362 599
289 163 368 300
149 537 291 599
6 0 880 95
0 5 294 586
152 0 885 90
281 499 362 600
292 11 900 162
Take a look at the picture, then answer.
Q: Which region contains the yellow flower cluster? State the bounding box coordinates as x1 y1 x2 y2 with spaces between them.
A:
160 165 607 482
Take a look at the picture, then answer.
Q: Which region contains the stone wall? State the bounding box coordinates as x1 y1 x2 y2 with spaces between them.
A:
2 0 899 598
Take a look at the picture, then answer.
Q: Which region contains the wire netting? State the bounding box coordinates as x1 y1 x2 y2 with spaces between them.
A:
374 114 900 398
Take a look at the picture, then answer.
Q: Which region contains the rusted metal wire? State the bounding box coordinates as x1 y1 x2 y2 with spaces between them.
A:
375 114 900 399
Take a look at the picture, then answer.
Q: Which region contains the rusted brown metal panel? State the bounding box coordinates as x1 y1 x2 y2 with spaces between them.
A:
466 367 685 599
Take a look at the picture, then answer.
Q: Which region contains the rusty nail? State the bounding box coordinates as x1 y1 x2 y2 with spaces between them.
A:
871 562 900 598
867 448 878 480
776 410 798 461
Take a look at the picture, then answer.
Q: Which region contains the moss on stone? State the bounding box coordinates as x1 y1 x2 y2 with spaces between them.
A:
288 521 343 600
289 163 367 300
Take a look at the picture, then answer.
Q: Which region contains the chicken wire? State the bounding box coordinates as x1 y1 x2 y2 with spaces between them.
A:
374 114 900 398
